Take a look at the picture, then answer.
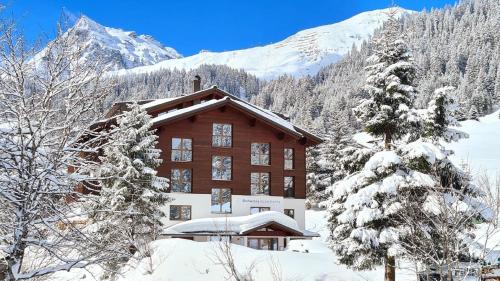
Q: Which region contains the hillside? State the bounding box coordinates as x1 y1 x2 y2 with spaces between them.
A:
113 8 411 79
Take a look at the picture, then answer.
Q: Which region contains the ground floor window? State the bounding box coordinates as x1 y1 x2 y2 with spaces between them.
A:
169 205 191 221
211 188 232 213
247 238 279 250
284 209 295 218
250 207 270 215
208 236 230 243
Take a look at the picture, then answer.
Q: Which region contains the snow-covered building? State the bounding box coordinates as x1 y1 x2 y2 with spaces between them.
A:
102 77 323 250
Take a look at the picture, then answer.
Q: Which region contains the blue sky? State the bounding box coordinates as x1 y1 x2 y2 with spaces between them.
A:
5 0 457 56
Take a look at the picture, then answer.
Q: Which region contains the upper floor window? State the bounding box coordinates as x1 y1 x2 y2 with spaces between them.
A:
211 188 232 213
171 138 192 162
170 205 191 221
284 176 295 198
250 207 270 215
170 169 192 193
284 148 294 170
251 143 270 165
213 123 232 147
212 156 232 180
251 172 270 196
284 209 295 218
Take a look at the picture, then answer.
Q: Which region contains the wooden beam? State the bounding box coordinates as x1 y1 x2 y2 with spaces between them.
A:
277 132 285 140
299 137 307 145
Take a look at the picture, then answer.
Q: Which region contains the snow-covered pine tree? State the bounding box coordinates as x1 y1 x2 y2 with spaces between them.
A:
325 10 419 281
422 86 468 142
398 87 492 279
306 109 355 208
353 13 416 150
88 102 169 270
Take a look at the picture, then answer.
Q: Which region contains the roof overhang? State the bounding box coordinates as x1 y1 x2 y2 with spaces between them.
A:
151 98 308 141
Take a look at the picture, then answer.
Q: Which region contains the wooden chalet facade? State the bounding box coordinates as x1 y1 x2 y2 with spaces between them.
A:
104 77 323 250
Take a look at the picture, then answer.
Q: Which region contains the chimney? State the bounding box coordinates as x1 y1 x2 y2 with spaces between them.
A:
193 75 201 92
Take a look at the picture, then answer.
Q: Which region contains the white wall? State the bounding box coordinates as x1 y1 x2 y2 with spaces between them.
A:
161 193 306 229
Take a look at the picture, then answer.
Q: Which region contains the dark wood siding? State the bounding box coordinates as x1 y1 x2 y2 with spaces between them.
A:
156 107 306 199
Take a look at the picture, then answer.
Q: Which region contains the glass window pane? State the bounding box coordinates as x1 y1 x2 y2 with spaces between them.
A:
213 124 223 135
170 205 190 220
183 151 192 161
251 173 270 195
172 138 181 149
211 188 231 213
284 177 294 197
170 206 179 220
172 138 193 162
223 124 231 135
171 151 181 162
251 143 270 165
284 209 294 218
284 148 294 170
213 124 232 147
181 206 191 220
183 139 192 149
212 156 231 180
248 239 259 249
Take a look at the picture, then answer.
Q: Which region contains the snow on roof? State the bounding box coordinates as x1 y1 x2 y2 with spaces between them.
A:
141 96 182 110
163 211 312 236
151 97 227 125
231 99 299 135
132 87 321 142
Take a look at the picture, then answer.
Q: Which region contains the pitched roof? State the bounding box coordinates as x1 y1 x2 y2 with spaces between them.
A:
162 211 319 237
141 86 323 145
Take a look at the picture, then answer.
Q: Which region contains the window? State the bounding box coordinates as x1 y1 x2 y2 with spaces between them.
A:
171 138 192 162
208 236 230 242
170 169 192 193
248 238 278 250
212 156 232 180
211 188 231 213
284 177 295 197
213 123 232 147
251 143 270 165
169 205 191 221
284 148 294 170
284 209 295 218
251 172 270 195
250 207 270 214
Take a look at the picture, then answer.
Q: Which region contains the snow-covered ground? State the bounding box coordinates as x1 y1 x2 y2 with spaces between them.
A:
48 112 500 281
52 210 416 281
113 8 413 80
448 109 500 182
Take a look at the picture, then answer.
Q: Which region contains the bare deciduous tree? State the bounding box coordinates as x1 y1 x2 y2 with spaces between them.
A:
0 16 118 280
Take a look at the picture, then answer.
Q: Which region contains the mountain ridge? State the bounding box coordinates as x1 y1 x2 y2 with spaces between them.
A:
35 15 182 71
113 7 413 79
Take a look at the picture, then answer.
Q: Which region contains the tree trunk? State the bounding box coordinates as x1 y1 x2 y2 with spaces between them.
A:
384 131 392 150
385 255 396 281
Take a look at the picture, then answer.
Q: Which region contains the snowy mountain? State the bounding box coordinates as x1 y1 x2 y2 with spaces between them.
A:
114 7 412 79
36 15 182 71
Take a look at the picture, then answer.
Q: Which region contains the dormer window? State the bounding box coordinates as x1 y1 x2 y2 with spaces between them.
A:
212 123 232 147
